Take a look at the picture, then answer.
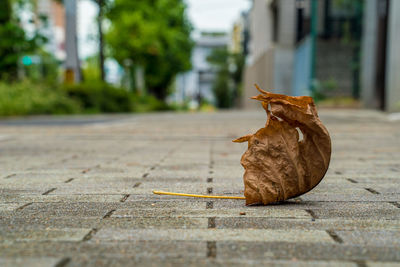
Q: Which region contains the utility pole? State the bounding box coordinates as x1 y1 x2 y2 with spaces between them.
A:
65 0 81 83
310 0 318 94
98 0 105 81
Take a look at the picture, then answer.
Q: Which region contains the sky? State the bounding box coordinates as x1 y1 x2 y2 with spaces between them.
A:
186 0 251 32
78 0 252 58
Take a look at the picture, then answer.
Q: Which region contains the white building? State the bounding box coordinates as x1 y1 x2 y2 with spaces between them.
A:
173 33 229 107
35 0 66 61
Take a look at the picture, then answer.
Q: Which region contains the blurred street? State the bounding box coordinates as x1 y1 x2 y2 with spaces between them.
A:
1 109 400 266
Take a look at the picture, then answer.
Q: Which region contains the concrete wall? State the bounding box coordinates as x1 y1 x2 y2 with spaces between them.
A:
243 48 275 109
316 40 353 97
272 0 296 95
243 0 297 108
247 0 274 65
385 0 400 112
293 36 311 96
361 0 379 108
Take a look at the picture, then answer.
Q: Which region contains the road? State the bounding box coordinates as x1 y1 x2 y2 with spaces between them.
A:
1 109 399 266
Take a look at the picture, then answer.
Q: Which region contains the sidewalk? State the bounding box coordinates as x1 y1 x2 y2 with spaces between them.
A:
1 109 399 266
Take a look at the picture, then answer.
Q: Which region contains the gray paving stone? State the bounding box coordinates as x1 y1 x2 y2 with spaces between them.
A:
0 203 22 211
337 230 400 247
214 218 400 230
0 194 124 203
111 208 311 219
14 202 119 217
93 229 334 243
100 217 208 229
367 262 400 267
217 241 400 262
0 257 64 267
66 257 359 267
0 228 91 242
0 110 399 264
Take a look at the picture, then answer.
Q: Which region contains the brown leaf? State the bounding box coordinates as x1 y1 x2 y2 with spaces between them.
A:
234 86 331 205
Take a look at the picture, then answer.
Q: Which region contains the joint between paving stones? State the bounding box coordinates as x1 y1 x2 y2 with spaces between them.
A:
326 230 343 244
208 217 216 228
305 209 318 220
207 241 217 258
42 188 57 195
16 202 33 211
81 168 91 174
103 209 116 219
120 195 130 202
365 188 380 195
82 228 98 241
133 182 141 188
4 173 16 179
389 202 400 208
54 257 71 267
353 260 367 267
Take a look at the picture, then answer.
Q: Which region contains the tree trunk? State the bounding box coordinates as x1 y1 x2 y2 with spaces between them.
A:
98 0 105 81
65 0 81 83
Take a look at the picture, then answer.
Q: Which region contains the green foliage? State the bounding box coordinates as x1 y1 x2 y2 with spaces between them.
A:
207 47 245 108
63 82 133 113
106 0 193 100
0 80 178 116
312 78 338 102
63 82 173 113
0 0 47 80
0 81 81 116
82 56 101 82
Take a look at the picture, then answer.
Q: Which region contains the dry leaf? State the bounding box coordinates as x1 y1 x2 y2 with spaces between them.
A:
233 86 331 205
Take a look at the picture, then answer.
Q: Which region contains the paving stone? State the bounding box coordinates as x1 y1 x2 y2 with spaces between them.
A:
0 203 22 211
0 257 64 267
0 228 91 242
217 241 400 262
214 218 400 230
0 110 399 264
336 230 400 247
66 257 359 267
100 217 208 229
14 202 119 217
0 216 101 229
0 242 82 257
80 240 206 258
111 208 311 219
93 229 334 243
0 194 124 203
366 262 400 267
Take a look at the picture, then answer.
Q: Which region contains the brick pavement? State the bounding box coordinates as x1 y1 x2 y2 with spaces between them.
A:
0 110 399 266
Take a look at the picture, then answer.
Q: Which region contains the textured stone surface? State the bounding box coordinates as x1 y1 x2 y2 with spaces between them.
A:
0 257 66 267
0 110 399 265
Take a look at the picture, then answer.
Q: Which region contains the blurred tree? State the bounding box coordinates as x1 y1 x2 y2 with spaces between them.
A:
89 0 109 82
207 48 244 108
333 0 363 99
0 0 40 80
96 0 105 81
106 0 193 100
0 0 47 80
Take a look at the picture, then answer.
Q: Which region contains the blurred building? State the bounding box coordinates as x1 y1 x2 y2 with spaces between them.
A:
173 33 228 106
229 11 249 55
243 0 364 108
243 0 309 108
361 0 400 112
35 0 66 60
